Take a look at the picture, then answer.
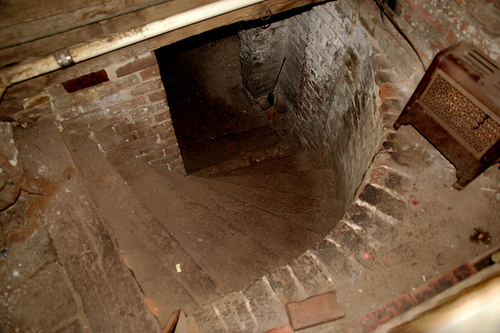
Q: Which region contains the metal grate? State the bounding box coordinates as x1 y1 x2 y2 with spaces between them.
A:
421 72 500 157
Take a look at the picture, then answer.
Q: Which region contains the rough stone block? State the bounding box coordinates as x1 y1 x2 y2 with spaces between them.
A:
285 291 345 330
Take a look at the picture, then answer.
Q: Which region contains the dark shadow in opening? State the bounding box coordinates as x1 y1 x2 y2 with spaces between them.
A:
154 6 317 174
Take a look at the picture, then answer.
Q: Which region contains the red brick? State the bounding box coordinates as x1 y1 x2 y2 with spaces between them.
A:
116 55 157 78
159 129 176 142
356 294 415 331
472 255 493 272
154 111 171 124
412 285 437 304
62 116 87 130
285 291 345 331
419 4 449 34
23 95 50 110
140 67 160 81
130 80 163 97
117 74 141 89
380 98 404 115
404 0 421 12
266 324 294 333
149 90 167 103
379 83 401 103
447 28 461 45
107 97 147 116
93 127 116 143
451 264 474 282
163 145 180 156
136 123 170 139
430 274 455 294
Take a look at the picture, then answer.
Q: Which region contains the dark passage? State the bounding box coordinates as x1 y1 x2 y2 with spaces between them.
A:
155 28 286 174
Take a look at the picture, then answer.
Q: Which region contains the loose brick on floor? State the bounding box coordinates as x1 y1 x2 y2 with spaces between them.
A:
285 291 345 330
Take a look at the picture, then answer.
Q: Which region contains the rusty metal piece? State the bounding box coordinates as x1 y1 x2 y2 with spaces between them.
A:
395 42 500 189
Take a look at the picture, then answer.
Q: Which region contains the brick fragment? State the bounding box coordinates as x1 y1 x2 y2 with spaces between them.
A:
285 291 345 330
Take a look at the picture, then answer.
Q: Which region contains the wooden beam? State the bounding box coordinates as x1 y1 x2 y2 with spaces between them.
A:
0 0 329 69
0 0 170 49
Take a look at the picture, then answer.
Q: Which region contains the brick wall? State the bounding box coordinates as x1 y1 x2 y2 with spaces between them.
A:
391 0 500 65
238 20 289 99
238 0 499 206
0 45 185 173
279 0 390 206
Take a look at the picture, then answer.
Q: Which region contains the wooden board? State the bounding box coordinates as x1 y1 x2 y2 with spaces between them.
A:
0 0 328 68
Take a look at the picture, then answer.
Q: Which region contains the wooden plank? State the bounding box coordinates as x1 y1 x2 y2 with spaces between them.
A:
0 0 170 49
0 0 328 68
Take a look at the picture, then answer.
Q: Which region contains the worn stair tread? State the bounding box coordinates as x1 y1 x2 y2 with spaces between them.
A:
182 125 280 174
116 158 283 294
212 149 330 176
209 169 341 199
193 175 344 235
190 133 301 177
66 134 222 322
154 166 326 260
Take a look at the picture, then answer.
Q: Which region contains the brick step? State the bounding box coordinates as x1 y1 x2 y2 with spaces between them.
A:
65 134 223 326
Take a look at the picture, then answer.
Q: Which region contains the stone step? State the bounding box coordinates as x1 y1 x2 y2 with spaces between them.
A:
193 175 344 235
181 125 281 174
189 129 302 177
154 166 325 262
65 133 223 325
115 158 285 294
7 118 159 332
206 148 330 177
210 168 342 199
